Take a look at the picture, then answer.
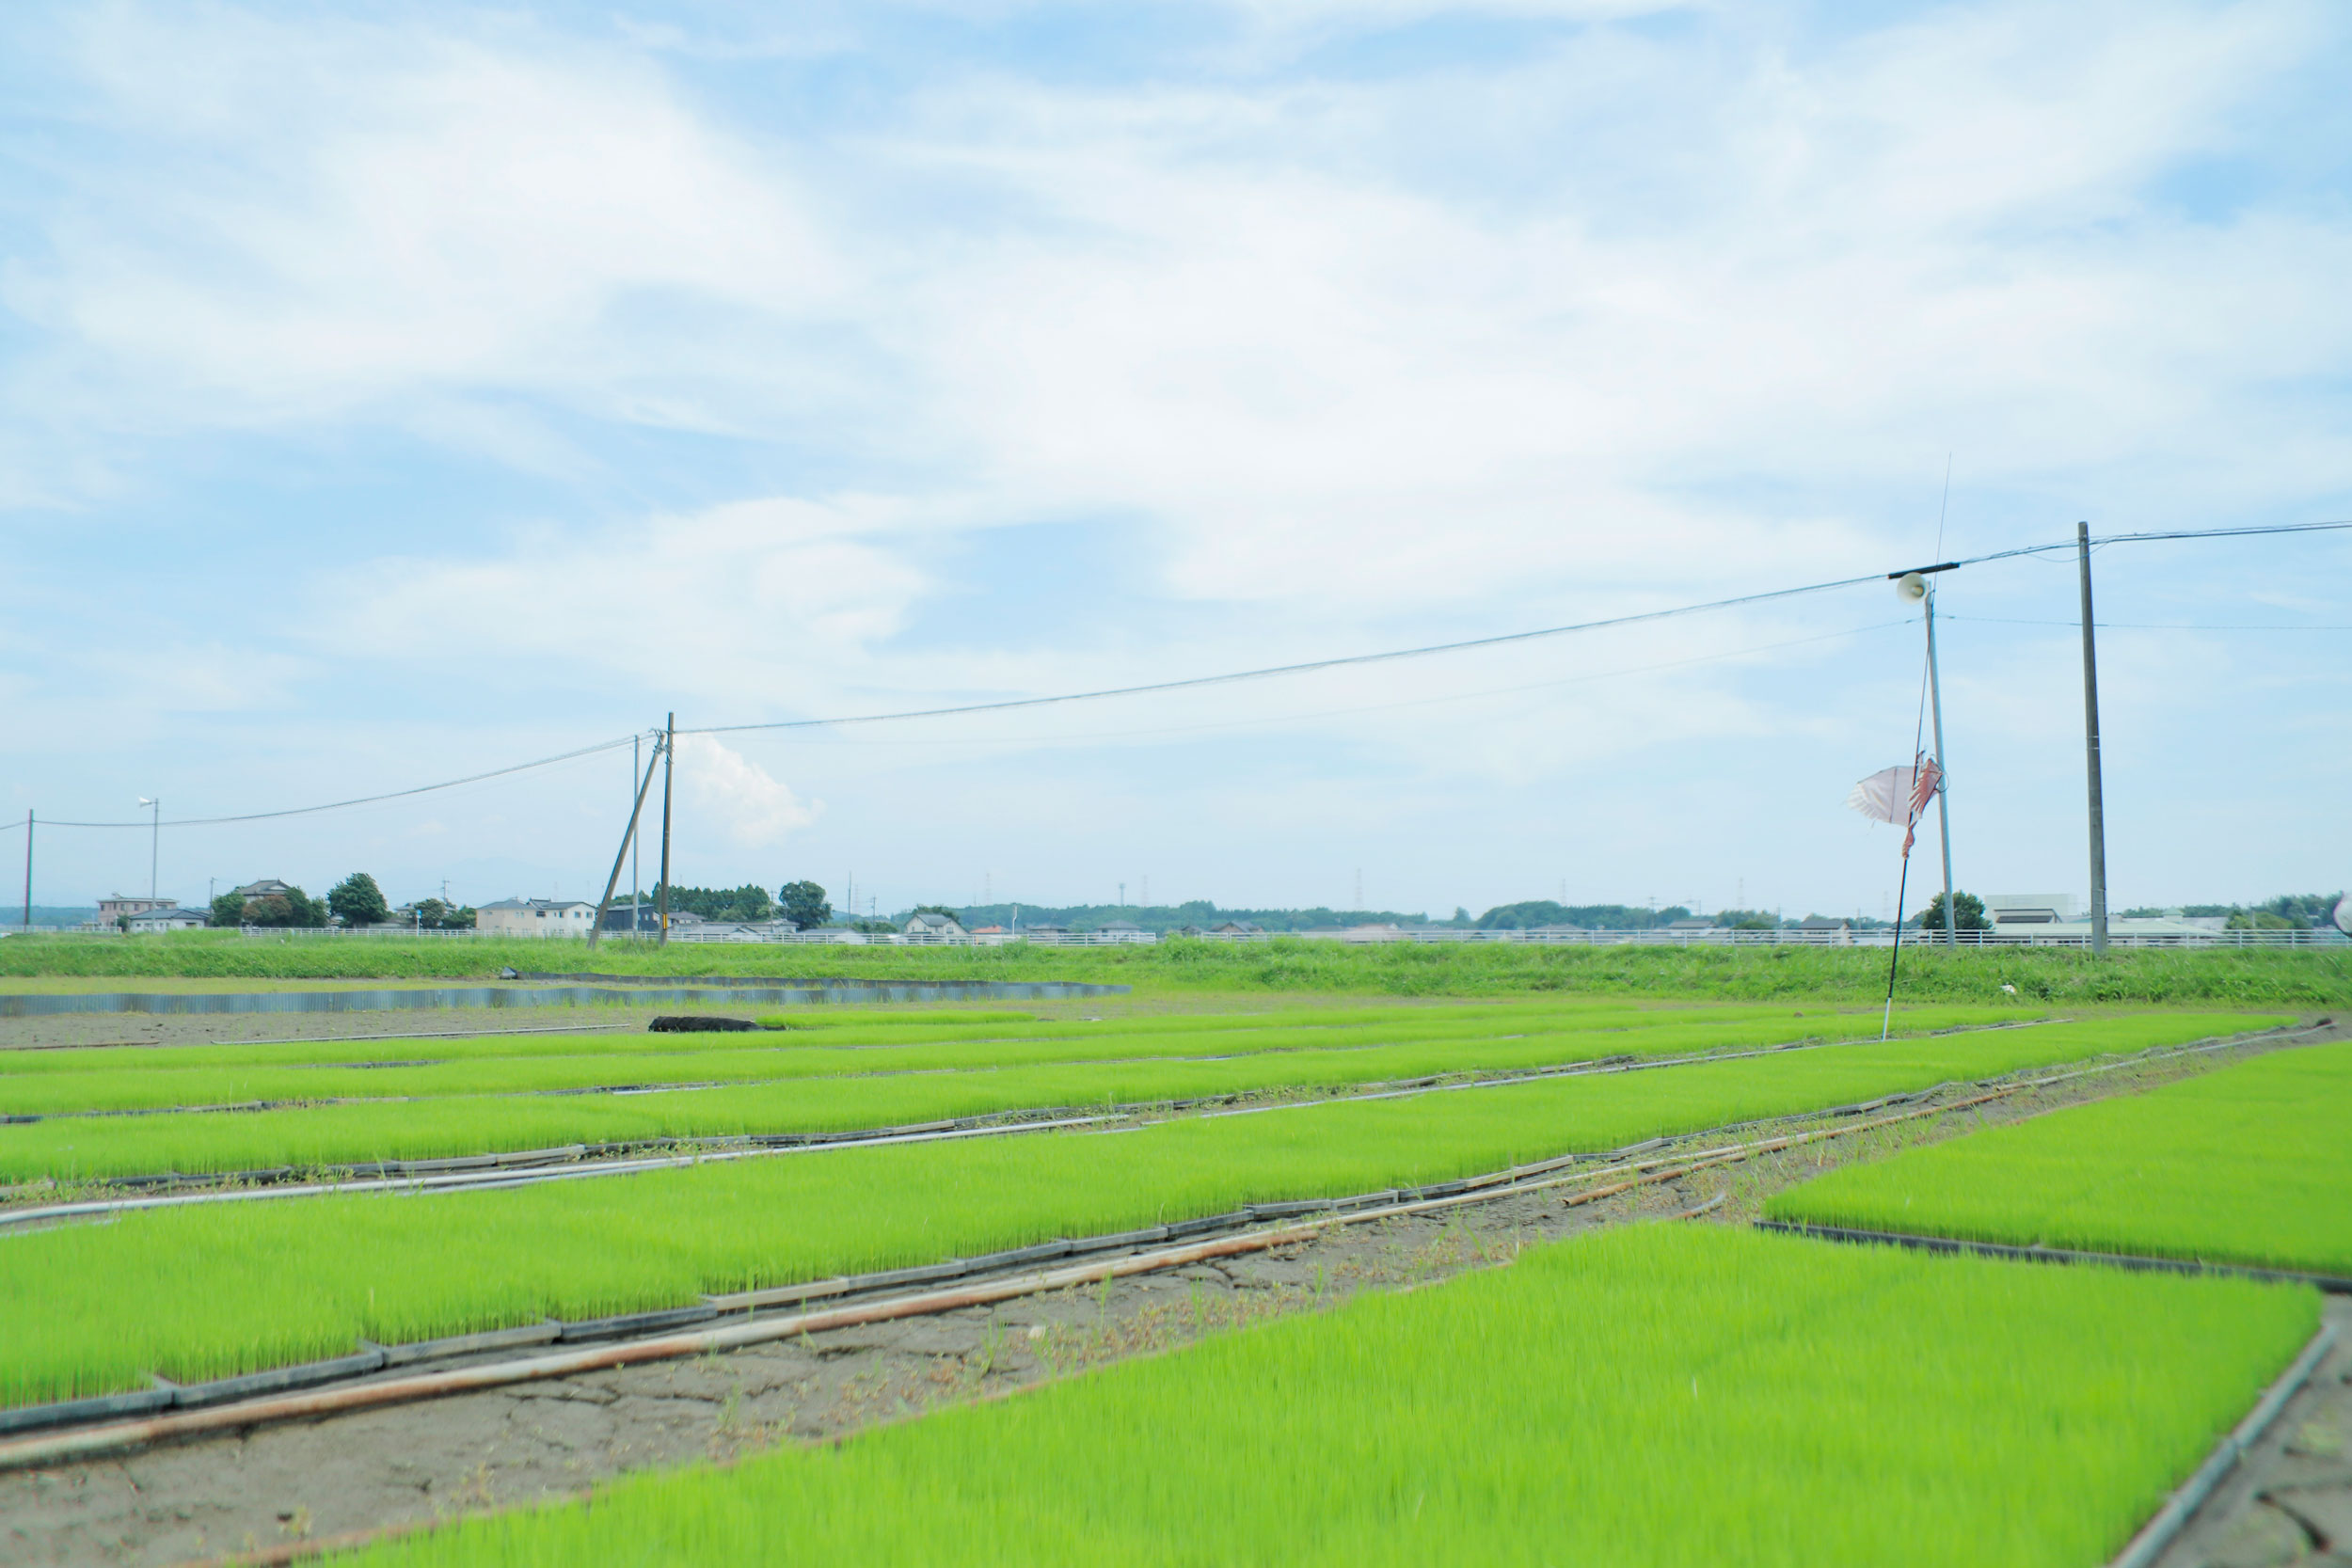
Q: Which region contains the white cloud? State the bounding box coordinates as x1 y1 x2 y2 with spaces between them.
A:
320 495 933 710
7 3 842 440
675 733 820 847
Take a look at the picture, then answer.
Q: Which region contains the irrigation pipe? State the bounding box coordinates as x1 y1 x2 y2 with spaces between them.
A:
0 1037 2231 1468
0 1017 2089 1217
2105 1323 2339 1568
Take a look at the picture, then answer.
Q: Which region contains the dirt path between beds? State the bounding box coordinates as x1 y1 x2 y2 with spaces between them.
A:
0 1021 2342 1568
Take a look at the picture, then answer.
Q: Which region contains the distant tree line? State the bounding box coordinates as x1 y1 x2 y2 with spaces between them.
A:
205 874 474 929
2118 892 2344 929
628 881 834 928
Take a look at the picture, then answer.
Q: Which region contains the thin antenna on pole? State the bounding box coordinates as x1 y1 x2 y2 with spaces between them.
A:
658 713 676 946
1882 846 1914 1041
2077 525 2110 954
1931 453 1957 945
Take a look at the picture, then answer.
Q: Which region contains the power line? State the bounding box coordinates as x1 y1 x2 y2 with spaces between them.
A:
685 572 1895 737
21 518 2350 832
688 522 2352 739
771 620 1914 750
1949 616 2352 631
36 735 647 830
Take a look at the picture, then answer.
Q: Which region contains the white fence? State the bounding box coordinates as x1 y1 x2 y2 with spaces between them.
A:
30 923 2344 951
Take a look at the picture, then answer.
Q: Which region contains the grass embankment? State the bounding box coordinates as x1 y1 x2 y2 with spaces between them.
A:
333 1225 2318 1568
0 1012 2279 1406
0 1004 2041 1180
1769 1037 2352 1276
2 928 2345 1006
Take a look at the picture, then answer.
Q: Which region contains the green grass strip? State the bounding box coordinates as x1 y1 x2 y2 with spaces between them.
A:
0 1012 2159 1182
0 1003 2024 1115
1766 1037 2352 1277
330 1224 2318 1568
0 1011 2276 1408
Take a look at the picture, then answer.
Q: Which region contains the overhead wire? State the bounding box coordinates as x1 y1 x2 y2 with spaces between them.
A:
36 735 648 831
774 620 1915 750
18 519 2351 832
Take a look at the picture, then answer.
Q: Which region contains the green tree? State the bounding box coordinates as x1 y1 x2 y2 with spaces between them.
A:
409 897 476 930
328 872 389 928
244 887 328 928
209 892 246 927
778 880 833 929
1913 891 1989 931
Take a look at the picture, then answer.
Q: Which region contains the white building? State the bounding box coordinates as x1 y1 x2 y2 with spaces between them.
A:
476 897 599 938
903 911 970 942
1980 894 2223 942
125 905 207 933
97 895 177 926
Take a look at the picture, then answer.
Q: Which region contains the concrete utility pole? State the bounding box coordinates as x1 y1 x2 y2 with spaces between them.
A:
138 798 159 899
2076 524 2110 954
20 811 30 929
631 734 642 937
658 713 676 945
589 733 663 952
1924 586 1957 942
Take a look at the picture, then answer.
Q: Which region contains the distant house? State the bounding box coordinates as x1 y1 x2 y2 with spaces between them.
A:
1020 923 1070 943
1793 916 1852 945
1209 920 1264 938
1983 895 2076 927
97 895 178 927
124 905 206 933
904 911 970 942
1664 917 1714 933
1096 920 1155 944
230 879 296 902
672 918 799 944
476 897 599 938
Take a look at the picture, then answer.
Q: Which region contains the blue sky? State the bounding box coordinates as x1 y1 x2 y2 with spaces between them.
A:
2 0 2347 920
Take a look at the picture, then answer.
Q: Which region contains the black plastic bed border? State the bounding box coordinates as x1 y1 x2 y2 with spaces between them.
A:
1755 1221 2352 1293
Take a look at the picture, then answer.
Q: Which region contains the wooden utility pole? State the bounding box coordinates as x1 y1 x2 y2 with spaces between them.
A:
2076 524 2110 954
658 713 676 946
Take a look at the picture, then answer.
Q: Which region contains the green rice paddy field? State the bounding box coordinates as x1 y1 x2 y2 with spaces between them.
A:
1768 1037 2352 1276
0 1000 2010 1114
331 1224 2320 1568
1 1001 2062 1180
0 1009 2280 1407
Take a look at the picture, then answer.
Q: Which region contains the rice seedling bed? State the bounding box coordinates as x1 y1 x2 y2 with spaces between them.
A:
0 1000 1950 1114
324 1223 2320 1568
0 1012 2215 1183
0 1010 2277 1408
1766 1037 2352 1277
9 928 2349 1009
